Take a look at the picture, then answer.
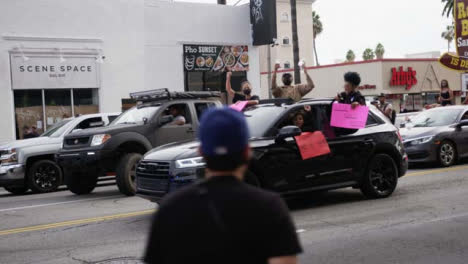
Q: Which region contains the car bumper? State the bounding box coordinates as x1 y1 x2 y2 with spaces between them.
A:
404 142 438 163
56 148 116 174
0 164 25 187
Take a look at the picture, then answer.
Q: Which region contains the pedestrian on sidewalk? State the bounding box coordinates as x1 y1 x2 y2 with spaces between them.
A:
378 93 396 124
439 80 453 106
272 62 315 102
145 108 302 264
225 71 259 105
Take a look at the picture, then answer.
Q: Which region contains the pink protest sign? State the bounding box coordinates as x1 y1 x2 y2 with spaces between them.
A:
230 101 248 112
330 103 369 129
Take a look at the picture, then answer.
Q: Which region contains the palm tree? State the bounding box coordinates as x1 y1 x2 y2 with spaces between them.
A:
362 48 375 61
441 24 455 52
312 11 323 66
290 0 301 84
375 43 385 59
346 50 356 62
442 0 453 17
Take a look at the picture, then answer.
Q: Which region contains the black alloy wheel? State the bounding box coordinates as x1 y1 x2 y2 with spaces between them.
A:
4 186 28 195
27 160 63 193
360 154 398 199
438 141 457 167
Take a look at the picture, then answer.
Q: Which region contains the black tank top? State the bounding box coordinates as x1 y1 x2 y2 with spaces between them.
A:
441 90 452 106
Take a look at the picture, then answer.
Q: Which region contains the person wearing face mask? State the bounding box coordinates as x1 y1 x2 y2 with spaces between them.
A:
335 72 366 109
272 62 315 102
226 72 259 105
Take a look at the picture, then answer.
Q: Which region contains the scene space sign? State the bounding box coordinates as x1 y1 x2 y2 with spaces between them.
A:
330 103 369 129
250 0 277 46
439 0 468 71
183 45 249 72
294 131 331 160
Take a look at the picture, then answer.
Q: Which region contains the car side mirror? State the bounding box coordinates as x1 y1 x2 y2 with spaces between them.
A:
159 115 174 127
457 120 468 128
275 126 301 144
89 121 105 128
71 128 82 133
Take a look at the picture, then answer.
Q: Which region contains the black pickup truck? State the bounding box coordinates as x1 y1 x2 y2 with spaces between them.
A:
56 89 221 196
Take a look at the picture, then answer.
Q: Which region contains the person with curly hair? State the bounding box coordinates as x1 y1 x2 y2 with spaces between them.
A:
335 72 366 108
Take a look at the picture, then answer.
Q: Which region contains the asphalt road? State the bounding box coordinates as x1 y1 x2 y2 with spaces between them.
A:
1 165 468 264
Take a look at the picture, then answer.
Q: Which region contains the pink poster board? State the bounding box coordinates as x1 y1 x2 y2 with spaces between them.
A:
330 103 369 129
230 101 248 112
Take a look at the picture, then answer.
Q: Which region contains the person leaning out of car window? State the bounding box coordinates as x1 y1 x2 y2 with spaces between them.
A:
439 79 454 106
335 72 366 109
225 71 259 106
168 105 186 126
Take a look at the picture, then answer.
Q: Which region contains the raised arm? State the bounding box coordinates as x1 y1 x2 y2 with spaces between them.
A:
297 63 315 97
225 71 235 97
272 63 282 98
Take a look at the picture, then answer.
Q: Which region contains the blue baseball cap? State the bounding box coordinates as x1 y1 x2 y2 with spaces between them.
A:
198 107 250 157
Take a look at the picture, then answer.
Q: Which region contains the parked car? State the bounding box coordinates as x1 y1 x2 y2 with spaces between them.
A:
0 113 120 194
400 106 468 167
395 112 420 128
136 99 408 202
56 89 222 196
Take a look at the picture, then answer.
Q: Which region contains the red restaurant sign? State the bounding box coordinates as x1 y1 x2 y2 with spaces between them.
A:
390 67 417 90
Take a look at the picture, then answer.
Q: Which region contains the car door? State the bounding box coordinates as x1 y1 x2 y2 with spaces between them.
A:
455 110 468 157
154 102 196 146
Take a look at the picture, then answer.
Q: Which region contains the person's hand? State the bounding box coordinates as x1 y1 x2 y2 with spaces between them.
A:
274 63 281 71
226 71 232 79
302 62 307 72
334 93 341 101
351 102 360 109
304 105 311 112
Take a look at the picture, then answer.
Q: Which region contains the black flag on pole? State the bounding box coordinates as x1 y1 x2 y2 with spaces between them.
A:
250 0 277 46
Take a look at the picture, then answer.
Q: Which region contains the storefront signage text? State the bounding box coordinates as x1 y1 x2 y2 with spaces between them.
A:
183 44 249 72
390 67 417 90
439 0 468 71
19 65 93 73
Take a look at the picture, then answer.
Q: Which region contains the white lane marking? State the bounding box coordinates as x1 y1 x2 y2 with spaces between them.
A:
0 195 122 213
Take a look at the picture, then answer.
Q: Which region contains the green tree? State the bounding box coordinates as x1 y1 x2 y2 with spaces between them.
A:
441 24 455 52
442 0 453 17
290 0 301 83
312 11 323 66
346 50 356 62
362 48 375 61
375 43 385 59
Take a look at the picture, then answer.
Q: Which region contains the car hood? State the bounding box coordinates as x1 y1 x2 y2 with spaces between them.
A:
0 137 61 150
143 138 275 162
399 126 443 141
66 123 144 138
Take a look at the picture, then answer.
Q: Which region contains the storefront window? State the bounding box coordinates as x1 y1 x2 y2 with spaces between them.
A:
73 88 99 116
400 94 423 113
44 90 73 129
14 90 44 139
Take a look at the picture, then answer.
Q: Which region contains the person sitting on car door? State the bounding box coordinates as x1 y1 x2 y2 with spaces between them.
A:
335 72 366 109
167 105 186 126
225 71 259 105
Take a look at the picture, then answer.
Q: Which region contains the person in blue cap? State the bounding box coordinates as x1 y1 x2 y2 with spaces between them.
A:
145 107 302 264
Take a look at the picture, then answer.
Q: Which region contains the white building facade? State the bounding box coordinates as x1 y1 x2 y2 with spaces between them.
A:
0 0 260 141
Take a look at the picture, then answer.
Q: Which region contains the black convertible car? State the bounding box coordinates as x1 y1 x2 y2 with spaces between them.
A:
400 106 468 167
136 99 408 201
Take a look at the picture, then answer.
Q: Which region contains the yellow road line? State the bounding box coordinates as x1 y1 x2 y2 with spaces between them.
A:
0 209 155 236
406 165 468 177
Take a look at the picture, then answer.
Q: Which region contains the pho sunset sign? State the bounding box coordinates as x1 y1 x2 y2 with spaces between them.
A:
439 0 468 71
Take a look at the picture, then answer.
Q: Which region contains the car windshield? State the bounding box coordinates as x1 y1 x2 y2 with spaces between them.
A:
244 106 285 138
407 109 462 128
41 119 73 138
111 105 160 125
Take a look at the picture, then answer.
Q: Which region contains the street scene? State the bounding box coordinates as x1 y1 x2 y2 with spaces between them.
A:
1 0 468 263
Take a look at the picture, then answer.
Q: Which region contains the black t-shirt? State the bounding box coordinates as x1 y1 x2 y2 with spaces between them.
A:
339 90 366 105
233 93 260 103
144 176 302 264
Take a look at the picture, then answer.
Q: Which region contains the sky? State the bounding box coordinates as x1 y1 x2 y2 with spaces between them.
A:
175 0 453 65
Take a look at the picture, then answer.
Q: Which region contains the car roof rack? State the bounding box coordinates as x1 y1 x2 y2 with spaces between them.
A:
130 89 221 103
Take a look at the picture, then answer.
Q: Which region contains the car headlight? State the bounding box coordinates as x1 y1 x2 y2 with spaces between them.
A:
90 134 112 146
175 157 205 169
406 136 434 145
1 148 18 165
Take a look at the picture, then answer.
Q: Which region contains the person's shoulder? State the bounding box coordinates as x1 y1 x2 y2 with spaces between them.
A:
239 183 284 208
158 184 199 209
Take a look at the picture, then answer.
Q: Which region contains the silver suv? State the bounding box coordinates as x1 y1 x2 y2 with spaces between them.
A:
0 113 120 194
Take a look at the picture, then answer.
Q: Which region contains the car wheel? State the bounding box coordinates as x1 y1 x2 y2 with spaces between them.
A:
4 186 28 195
65 171 98 195
116 153 142 196
438 141 457 167
360 154 398 199
27 160 63 193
